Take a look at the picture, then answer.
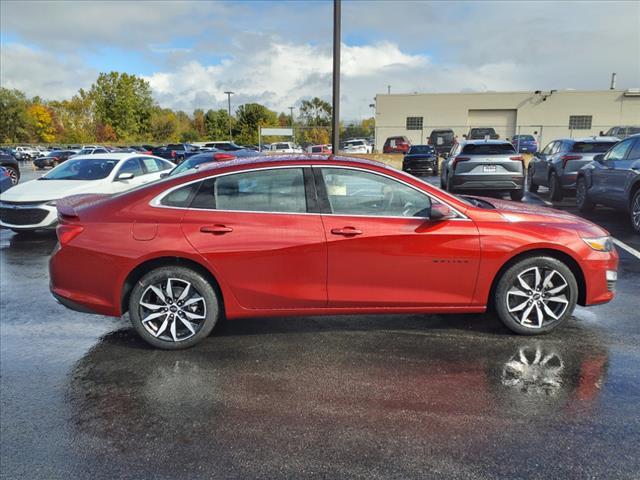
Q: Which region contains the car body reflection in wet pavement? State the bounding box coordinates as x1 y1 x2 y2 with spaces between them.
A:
1 226 639 479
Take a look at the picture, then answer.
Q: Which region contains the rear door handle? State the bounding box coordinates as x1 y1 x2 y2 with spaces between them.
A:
331 227 363 236
200 225 233 234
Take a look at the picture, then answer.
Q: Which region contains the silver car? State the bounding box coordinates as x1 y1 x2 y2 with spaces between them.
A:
440 140 525 201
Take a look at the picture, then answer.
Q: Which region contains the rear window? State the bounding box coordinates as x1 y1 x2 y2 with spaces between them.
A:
571 141 617 153
275 143 290 149
514 135 535 141
167 144 184 150
430 131 453 141
462 143 516 155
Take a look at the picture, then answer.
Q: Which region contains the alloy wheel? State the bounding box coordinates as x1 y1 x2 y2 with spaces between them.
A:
632 192 640 231
138 277 207 342
506 266 570 328
7 168 19 185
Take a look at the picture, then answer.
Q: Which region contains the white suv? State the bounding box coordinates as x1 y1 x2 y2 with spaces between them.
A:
269 142 303 153
342 139 373 154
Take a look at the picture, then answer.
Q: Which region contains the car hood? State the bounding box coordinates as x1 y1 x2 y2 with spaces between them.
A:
475 196 609 237
0 178 111 203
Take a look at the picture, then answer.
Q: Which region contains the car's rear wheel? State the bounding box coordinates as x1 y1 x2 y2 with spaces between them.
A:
549 172 563 201
576 177 595 212
495 256 577 335
129 266 220 349
527 167 538 193
631 189 640 234
509 189 524 202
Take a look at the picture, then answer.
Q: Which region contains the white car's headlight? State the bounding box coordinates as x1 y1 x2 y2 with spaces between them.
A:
582 236 613 252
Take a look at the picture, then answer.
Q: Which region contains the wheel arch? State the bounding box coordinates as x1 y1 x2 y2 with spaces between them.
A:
629 179 640 209
120 256 225 315
487 248 587 309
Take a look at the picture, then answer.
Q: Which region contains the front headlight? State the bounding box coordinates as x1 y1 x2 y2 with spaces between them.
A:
582 236 613 252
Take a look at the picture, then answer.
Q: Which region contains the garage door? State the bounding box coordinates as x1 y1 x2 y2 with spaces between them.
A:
467 109 517 140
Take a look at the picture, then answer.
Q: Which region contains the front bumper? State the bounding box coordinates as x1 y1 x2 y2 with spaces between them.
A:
451 174 524 191
582 248 619 305
0 201 58 230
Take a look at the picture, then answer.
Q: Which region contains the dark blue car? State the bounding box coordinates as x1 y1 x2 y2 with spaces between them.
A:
0 167 14 193
402 145 438 176
576 133 640 233
511 134 538 153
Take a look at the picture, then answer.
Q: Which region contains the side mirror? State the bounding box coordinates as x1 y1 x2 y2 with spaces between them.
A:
117 172 134 181
160 172 170 179
594 154 605 163
430 203 456 221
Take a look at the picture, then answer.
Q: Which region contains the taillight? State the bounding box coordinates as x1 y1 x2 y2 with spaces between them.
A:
1 169 9 177
561 154 582 167
451 156 470 169
171 150 176 158
56 224 84 246
510 155 525 169
213 153 235 161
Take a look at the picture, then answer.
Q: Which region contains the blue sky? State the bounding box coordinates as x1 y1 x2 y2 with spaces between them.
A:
1 1 638 119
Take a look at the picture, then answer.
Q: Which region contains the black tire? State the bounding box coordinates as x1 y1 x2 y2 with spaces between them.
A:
4 166 20 184
576 177 595 213
631 189 640 234
495 256 578 335
549 171 563 201
527 167 538 193
509 189 524 202
129 266 220 349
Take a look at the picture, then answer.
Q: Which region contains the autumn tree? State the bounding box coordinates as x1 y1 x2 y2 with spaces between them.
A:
90 72 153 141
25 104 57 143
234 103 279 145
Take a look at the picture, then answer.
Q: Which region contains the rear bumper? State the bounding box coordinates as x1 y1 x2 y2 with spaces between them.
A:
560 172 579 190
451 174 524 191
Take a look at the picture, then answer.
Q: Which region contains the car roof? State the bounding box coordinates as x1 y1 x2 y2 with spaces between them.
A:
556 136 620 143
187 154 389 177
69 153 157 161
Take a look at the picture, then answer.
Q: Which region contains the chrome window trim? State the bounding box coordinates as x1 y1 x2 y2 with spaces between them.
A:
149 164 470 221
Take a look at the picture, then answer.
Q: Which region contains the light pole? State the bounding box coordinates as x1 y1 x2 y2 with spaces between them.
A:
289 106 294 126
224 91 234 141
331 0 341 154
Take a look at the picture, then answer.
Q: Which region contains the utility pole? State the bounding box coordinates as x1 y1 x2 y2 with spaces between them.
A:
289 106 294 126
387 85 391 94
331 0 341 154
224 91 234 141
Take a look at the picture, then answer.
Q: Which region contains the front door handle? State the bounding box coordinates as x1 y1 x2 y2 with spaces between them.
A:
331 227 363 236
200 225 233 234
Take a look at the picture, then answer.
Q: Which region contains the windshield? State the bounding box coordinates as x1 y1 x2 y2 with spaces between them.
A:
42 158 118 180
169 153 216 176
409 145 434 154
571 141 617 153
462 143 516 155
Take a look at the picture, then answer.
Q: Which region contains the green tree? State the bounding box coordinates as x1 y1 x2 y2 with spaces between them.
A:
0 88 29 143
204 109 233 140
90 72 153 141
193 109 206 138
49 89 95 144
299 97 332 127
150 108 178 142
234 103 278 145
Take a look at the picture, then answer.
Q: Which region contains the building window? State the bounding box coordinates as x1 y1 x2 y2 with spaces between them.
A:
569 115 592 130
406 116 423 130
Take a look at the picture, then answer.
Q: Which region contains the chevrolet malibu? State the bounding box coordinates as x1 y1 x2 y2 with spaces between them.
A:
49 156 618 349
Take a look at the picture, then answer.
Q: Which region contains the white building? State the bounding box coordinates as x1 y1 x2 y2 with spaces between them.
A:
373 89 640 150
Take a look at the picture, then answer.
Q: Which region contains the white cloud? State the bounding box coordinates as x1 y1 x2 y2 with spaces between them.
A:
0 43 96 99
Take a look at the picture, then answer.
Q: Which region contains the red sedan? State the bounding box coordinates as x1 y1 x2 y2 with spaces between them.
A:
49 155 618 349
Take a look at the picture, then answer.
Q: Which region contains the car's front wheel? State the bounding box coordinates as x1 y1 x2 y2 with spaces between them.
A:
495 256 578 335
4 166 20 184
631 189 640 234
129 266 220 349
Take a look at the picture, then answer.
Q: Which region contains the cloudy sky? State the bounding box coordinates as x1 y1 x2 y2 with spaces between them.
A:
1 0 639 119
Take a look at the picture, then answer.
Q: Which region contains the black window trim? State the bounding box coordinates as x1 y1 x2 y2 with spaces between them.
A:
151 165 317 215
311 165 469 220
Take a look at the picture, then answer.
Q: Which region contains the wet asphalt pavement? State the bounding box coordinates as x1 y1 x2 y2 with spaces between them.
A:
1 169 639 479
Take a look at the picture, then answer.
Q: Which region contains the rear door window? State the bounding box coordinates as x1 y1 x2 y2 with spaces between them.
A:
626 138 640 160
190 168 307 213
571 142 618 153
